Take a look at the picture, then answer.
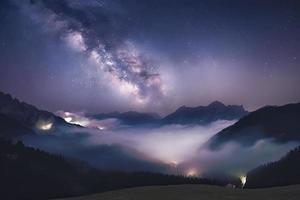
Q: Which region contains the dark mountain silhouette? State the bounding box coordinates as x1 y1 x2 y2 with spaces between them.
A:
69 144 170 172
0 91 172 173
162 101 247 125
208 102 300 150
0 113 33 137
90 101 247 126
0 137 221 200
0 91 75 138
245 146 300 188
91 111 161 125
23 134 172 173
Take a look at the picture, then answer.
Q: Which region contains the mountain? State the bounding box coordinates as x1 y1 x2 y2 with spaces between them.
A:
0 138 90 200
245 146 300 188
90 111 161 125
0 91 171 173
208 102 300 150
0 91 73 137
162 101 248 125
0 113 33 137
24 134 172 173
70 144 169 172
0 138 218 200
89 101 247 126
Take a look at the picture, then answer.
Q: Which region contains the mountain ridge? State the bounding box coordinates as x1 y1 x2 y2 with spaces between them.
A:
208 102 300 150
89 101 248 126
245 145 300 188
0 91 75 137
161 101 247 125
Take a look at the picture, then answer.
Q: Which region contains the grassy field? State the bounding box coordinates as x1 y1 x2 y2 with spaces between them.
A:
55 184 300 200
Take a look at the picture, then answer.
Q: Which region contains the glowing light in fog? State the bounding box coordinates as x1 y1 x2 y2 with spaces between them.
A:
97 126 106 130
240 175 247 187
38 122 53 130
59 111 90 127
170 161 179 166
56 111 112 130
186 168 198 177
64 117 72 122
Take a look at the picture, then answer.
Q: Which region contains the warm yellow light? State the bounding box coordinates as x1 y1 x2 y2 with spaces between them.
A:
240 175 247 187
38 122 53 130
186 169 198 177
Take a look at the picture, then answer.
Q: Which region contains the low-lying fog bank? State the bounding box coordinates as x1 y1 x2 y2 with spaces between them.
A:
22 116 299 180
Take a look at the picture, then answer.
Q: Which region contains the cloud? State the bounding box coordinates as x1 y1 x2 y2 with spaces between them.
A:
21 114 299 179
85 120 236 164
21 119 235 173
55 110 120 130
179 139 299 179
66 117 300 178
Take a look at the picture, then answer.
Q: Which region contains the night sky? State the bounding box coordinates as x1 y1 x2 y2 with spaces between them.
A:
0 0 300 115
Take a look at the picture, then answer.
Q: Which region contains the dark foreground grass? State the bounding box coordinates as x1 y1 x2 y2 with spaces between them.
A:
55 184 300 200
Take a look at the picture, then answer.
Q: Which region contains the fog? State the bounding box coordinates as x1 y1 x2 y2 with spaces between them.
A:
22 115 299 178
83 120 236 164
180 139 299 178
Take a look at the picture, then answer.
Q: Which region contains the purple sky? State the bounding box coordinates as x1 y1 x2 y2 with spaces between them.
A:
0 0 300 115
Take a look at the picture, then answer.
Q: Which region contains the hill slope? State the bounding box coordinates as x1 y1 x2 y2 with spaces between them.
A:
0 113 33 137
0 91 74 137
208 102 300 149
246 146 300 188
0 138 91 200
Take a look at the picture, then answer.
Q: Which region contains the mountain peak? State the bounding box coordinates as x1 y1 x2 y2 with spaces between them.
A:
163 101 248 125
208 101 225 108
176 105 188 111
0 90 74 138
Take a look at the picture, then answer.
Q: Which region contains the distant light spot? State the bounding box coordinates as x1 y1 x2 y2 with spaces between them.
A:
38 121 53 131
186 168 198 177
240 175 247 187
64 116 73 122
97 126 106 130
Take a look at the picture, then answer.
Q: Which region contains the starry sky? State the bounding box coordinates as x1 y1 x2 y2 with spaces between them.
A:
0 0 300 115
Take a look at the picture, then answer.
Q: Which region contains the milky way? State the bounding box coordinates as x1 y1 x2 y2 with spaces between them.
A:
18 0 165 105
